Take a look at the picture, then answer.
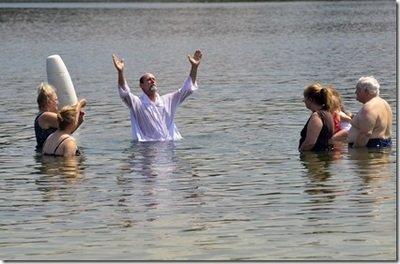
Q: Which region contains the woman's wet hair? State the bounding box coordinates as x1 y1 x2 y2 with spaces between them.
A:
37 83 56 109
303 83 334 111
57 105 78 131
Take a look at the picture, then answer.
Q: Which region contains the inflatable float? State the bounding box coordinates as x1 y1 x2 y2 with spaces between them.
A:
46 54 77 108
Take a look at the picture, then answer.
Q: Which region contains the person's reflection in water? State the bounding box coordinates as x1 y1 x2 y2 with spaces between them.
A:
348 147 393 198
127 141 177 178
347 146 395 245
119 141 177 214
300 151 338 206
117 141 203 231
34 153 86 202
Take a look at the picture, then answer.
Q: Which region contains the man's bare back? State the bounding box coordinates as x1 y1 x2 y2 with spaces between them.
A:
348 76 392 148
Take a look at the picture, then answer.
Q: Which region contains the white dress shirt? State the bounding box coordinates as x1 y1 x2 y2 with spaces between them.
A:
118 77 198 142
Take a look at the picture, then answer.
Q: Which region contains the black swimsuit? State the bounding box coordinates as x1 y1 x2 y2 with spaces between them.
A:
35 112 57 151
299 110 334 151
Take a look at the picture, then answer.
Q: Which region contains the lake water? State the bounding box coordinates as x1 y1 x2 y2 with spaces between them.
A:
0 1 396 261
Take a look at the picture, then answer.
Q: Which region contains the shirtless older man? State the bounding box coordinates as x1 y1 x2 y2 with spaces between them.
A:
348 76 392 148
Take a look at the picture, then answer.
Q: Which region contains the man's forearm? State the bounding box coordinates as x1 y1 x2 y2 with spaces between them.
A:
189 65 198 84
118 70 126 88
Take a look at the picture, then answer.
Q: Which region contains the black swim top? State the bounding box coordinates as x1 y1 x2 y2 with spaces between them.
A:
35 112 57 152
299 110 334 151
43 135 81 157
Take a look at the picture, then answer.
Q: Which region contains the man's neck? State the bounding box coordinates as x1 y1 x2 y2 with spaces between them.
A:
144 91 157 102
364 95 378 104
148 93 157 102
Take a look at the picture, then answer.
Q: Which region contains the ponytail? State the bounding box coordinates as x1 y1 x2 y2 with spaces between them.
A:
57 112 64 123
57 105 77 131
303 83 334 112
319 88 334 112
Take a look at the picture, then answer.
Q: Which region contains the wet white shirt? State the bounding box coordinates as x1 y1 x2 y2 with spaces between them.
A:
118 77 197 142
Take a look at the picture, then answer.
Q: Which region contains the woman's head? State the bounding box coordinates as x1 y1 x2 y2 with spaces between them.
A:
57 105 78 131
37 83 58 112
327 86 343 112
303 83 334 111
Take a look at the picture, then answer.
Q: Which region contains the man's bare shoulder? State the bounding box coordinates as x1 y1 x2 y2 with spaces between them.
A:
378 96 392 110
358 103 371 113
363 98 382 112
366 96 392 113
355 103 376 124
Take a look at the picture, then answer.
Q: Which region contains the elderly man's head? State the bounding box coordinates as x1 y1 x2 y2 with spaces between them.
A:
355 76 380 103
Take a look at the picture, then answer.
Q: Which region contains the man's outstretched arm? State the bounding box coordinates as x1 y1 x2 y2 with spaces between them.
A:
188 49 202 84
112 53 133 108
112 53 126 89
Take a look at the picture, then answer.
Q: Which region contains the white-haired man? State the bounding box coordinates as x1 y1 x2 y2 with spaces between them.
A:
112 50 202 142
348 76 392 148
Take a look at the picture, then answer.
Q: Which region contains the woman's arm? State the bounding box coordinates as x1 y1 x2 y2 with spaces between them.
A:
63 138 78 158
339 111 352 123
71 99 87 133
299 113 323 151
38 111 58 129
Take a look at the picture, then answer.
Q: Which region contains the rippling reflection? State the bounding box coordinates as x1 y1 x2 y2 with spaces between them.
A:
34 154 86 200
300 151 338 205
34 153 86 178
348 147 393 201
119 142 178 215
123 141 177 178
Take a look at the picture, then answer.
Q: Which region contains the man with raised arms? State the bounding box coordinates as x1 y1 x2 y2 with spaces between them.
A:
348 76 392 148
112 50 202 142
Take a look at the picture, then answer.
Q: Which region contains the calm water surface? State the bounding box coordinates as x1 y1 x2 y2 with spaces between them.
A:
0 1 396 260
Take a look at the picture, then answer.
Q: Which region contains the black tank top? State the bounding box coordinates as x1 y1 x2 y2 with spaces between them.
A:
299 110 334 151
34 112 57 151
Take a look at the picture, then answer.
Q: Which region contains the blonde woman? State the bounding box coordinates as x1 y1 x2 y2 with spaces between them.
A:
35 83 59 151
42 99 87 157
35 83 84 151
299 83 335 152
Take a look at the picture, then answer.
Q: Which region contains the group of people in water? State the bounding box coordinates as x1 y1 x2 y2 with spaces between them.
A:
34 49 393 158
299 76 392 152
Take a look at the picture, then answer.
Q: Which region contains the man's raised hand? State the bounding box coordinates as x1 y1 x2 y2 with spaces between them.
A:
112 53 125 72
188 49 202 67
